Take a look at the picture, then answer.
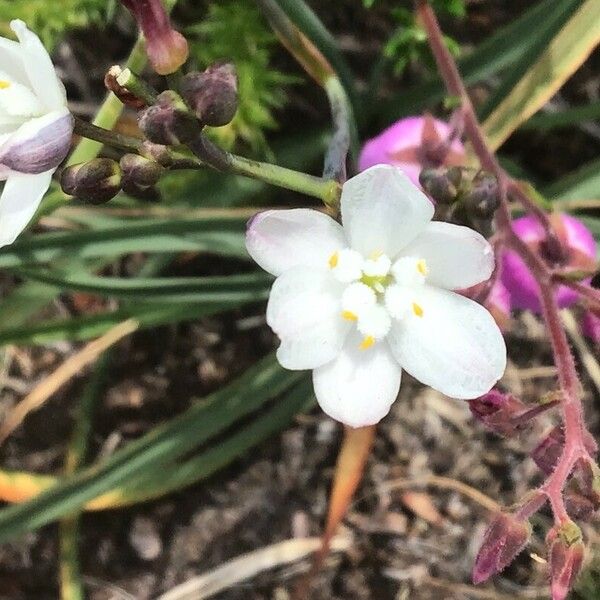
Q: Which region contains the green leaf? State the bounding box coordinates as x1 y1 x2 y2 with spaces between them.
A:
482 0 600 150
0 217 249 269
377 0 583 122
521 100 600 131
544 158 600 201
14 269 271 304
0 355 301 542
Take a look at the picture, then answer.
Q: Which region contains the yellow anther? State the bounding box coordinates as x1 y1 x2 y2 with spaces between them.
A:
0 81 10 90
412 302 424 317
369 249 383 260
417 259 428 276
341 310 358 321
328 251 339 268
359 335 375 350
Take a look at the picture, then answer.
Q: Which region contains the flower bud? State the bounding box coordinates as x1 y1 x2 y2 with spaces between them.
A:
468 389 527 436
547 522 585 600
472 512 531 584
181 62 238 127
120 154 163 188
104 66 147 109
0 111 73 175
61 159 122 204
531 426 564 475
463 171 500 218
565 491 597 521
138 90 201 146
419 166 462 204
120 0 188 75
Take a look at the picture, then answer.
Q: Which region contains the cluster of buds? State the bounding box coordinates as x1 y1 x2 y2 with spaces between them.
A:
419 166 501 233
61 154 164 203
469 387 599 596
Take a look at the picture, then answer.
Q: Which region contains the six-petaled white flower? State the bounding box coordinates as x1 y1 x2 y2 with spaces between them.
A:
246 165 507 427
0 20 73 247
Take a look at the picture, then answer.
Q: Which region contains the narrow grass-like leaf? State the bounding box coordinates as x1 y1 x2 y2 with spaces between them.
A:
544 157 600 201
0 218 249 268
482 0 600 150
0 355 300 542
15 269 272 304
522 100 600 131
378 0 581 122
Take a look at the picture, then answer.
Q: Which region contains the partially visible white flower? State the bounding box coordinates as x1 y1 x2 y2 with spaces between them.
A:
0 20 73 247
246 165 507 428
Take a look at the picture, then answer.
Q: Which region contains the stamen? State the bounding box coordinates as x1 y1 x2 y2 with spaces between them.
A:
417 259 428 276
328 251 339 268
369 249 383 260
0 81 10 90
342 310 358 321
359 335 375 350
412 302 424 317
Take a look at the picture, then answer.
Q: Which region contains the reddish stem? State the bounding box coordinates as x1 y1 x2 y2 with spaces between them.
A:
416 0 592 526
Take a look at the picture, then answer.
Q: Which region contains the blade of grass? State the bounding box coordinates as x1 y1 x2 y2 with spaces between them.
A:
543 157 600 201
521 100 600 131
482 0 600 150
59 353 111 600
0 355 300 542
378 0 582 122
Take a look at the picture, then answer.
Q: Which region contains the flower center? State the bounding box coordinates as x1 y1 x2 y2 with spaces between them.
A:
329 249 428 349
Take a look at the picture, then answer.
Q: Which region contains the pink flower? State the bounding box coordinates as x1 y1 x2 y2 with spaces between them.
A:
501 214 597 313
358 115 465 185
120 0 188 75
581 309 600 345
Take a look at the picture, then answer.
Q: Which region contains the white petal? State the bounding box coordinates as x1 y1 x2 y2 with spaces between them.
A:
341 165 434 259
313 333 401 427
10 20 66 111
0 170 53 247
388 286 506 399
0 72 44 118
399 221 494 290
246 208 346 277
267 266 350 370
0 37 29 87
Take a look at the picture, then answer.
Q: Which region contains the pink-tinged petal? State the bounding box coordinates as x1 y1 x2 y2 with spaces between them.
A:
387 286 506 399
246 209 346 277
10 20 67 112
399 221 494 290
266 266 350 370
341 165 434 259
313 333 401 427
0 109 73 174
358 116 465 185
0 170 53 247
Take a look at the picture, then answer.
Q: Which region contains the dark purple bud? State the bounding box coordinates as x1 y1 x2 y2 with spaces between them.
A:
61 159 122 204
468 390 527 436
463 170 500 218
120 154 163 188
473 512 531 584
120 0 188 75
419 166 462 204
531 426 564 475
547 522 585 600
138 90 201 145
0 112 73 175
181 62 238 127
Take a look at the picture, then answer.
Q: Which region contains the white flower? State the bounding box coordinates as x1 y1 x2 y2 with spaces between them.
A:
0 20 73 247
246 165 507 428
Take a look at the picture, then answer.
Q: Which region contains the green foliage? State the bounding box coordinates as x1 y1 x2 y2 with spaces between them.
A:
0 0 113 48
187 1 296 154
384 7 460 76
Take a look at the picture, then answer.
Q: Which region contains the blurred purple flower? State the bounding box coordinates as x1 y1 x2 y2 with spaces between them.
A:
120 0 188 75
501 214 597 313
358 115 465 185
